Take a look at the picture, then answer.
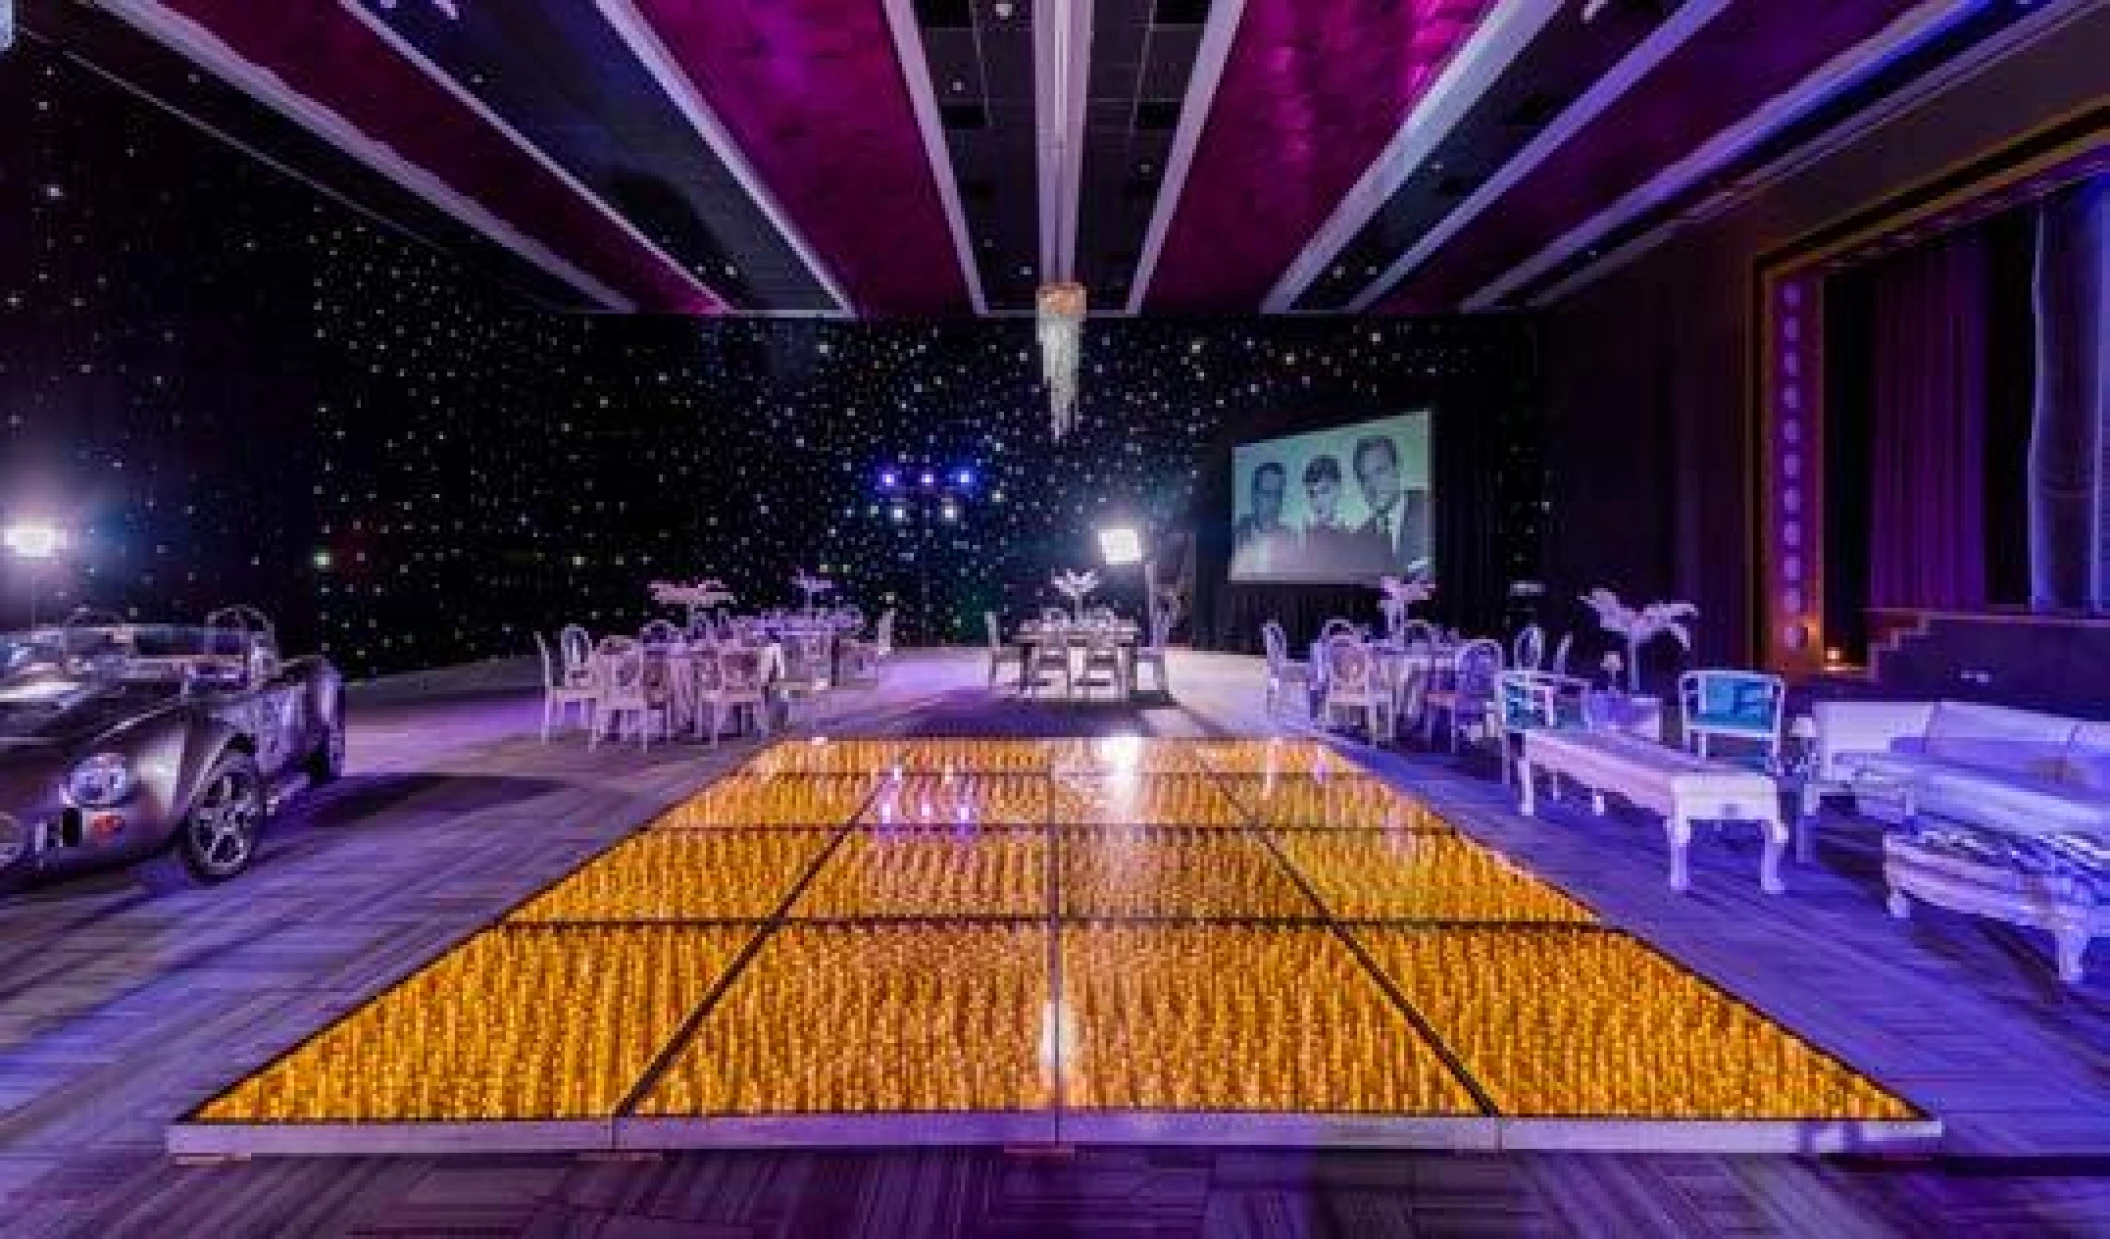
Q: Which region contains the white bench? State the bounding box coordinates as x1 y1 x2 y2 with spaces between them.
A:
1519 729 1787 895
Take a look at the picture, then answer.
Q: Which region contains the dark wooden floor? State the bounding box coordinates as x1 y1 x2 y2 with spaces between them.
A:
4 650 2110 1237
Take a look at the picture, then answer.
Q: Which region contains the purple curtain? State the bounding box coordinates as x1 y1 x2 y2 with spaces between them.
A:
1866 227 1989 609
2028 175 2110 610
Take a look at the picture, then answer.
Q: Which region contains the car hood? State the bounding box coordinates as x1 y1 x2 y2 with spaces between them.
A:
0 679 182 748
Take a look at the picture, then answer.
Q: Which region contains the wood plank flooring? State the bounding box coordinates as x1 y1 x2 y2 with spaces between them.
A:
2 649 2108 1236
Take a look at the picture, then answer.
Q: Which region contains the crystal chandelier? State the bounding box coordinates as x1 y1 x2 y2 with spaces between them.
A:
1036 282 1086 441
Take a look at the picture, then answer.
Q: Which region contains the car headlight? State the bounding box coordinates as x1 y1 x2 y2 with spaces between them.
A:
64 753 133 807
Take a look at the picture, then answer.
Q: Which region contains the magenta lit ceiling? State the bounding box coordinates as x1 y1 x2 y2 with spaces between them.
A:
32 0 2043 316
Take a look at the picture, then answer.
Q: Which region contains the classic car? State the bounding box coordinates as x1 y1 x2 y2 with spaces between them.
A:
0 606 344 891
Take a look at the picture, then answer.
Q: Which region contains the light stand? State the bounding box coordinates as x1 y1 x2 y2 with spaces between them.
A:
3 521 66 629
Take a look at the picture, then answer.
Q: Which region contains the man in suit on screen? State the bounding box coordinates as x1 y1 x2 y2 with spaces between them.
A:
1299 454 1360 575
1350 434 1430 578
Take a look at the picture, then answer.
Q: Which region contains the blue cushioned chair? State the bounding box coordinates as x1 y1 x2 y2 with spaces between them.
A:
1495 670 1586 785
1678 669 1786 768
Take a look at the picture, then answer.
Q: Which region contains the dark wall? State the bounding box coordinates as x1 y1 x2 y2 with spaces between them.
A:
1537 6 2110 667
0 37 1540 679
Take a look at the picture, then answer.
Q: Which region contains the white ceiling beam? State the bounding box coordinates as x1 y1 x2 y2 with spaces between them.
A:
337 0 729 310
1470 0 1978 310
596 0 853 317
1035 0 1095 283
1346 0 1734 313
1125 0 1248 314
878 0 990 314
95 0 634 311
1262 0 1562 313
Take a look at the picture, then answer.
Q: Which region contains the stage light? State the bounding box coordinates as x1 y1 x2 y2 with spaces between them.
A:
889 502 909 524
2 522 64 560
1097 526 1143 566
879 469 900 491
939 500 960 523
919 470 936 489
954 468 974 488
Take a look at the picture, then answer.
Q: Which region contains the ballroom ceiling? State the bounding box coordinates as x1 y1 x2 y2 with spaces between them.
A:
21 0 2072 316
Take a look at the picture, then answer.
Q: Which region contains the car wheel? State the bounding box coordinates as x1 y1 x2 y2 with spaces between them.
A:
307 701 346 784
134 750 266 890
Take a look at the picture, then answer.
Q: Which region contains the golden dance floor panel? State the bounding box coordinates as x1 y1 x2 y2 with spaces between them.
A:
174 738 1936 1155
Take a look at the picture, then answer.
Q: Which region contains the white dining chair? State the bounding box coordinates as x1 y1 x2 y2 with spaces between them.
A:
1424 638 1504 753
1131 602 1173 695
873 608 896 660
1024 629 1074 700
702 644 770 746
591 636 670 750
1078 628 1126 701
1319 637 1392 739
1261 621 1311 718
1512 624 1546 672
534 631 598 742
985 612 1024 691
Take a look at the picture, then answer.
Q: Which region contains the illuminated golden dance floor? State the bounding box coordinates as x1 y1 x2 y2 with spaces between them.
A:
172 738 1936 1154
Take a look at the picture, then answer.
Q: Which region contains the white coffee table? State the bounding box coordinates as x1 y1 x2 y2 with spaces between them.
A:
1520 729 1788 894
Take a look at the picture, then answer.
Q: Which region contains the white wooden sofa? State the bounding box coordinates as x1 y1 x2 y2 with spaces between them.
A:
1814 699 2110 983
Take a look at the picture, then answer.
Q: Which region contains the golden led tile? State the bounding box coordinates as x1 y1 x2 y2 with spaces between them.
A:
636 924 1050 1116
793 829 1047 918
1050 775 1246 827
1354 927 1920 1120
741 738 902 777
1271 832 1594 924
1187 739 1359 777
196 925 754 1123
894 738 1061 775
1059 924 1479 1114
1048 737 1206 774
1058 829 1315 919
651 774 875 828
510 830 834 923
1223 776 1447 831
856 774 1048 827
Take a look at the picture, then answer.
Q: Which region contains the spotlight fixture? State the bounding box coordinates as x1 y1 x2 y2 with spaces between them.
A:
2 521 64 560
1096 526 1144 566
954 468 974 489
879 468 900 491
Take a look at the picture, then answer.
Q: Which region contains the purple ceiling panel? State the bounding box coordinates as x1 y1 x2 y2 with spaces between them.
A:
1379 0 1928 311
160 0 725 313
1143 0 1493 314
633 0 970 317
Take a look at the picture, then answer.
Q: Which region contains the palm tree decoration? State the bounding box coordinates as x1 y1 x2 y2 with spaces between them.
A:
650 579 735 628
1051 569 1101 622
1375 575 1436 641
1581 587 1697 692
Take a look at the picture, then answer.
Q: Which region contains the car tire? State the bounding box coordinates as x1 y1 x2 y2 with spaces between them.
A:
307 698 346 785
133 749 266 890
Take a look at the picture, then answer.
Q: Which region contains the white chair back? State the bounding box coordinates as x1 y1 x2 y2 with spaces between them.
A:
534 631 559 689
1319 617 1359 643
595 636 644 692
874 608 896 657
1399 619 1437 649
1325 637 1375 692
640 619 682 649
716 645 767 693
1453 638 1505 698
985 611 1005 652
1550 632 1575 678
560 624 594 684
1512 624 1546 672
1261 621 1290 672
